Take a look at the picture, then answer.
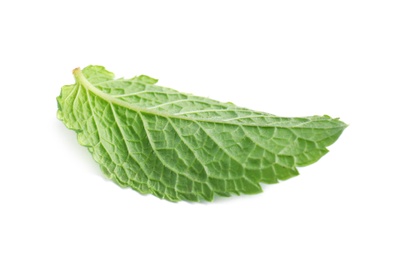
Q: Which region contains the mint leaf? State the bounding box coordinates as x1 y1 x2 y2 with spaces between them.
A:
57 65 347 202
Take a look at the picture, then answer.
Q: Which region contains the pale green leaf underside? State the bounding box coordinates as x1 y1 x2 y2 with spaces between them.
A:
57 65 347 202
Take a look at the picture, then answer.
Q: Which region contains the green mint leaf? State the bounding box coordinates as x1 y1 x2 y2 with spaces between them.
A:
57 65 347 202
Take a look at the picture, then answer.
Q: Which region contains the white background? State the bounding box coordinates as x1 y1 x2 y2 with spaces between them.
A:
1 1 395 259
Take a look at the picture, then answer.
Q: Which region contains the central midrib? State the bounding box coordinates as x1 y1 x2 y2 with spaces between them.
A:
72 68 338 129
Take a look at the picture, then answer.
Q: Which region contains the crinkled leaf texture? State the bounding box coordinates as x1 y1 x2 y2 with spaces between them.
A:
57 65 347 202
